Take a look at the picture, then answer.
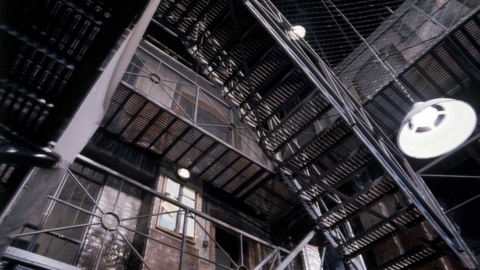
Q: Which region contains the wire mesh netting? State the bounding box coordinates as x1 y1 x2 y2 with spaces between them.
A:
271 0 480 99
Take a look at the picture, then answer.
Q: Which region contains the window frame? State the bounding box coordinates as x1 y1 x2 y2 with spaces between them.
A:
156 176 198 244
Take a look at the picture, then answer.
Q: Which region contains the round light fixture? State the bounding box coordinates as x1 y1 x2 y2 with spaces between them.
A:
291 25 306 39
177 168 191 179
397 98 477 159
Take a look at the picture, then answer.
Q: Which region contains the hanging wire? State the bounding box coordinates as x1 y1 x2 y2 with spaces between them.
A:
271 0 480 100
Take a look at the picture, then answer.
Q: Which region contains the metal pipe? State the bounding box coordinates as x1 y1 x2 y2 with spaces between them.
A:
46 196 102 219
15 222 101 238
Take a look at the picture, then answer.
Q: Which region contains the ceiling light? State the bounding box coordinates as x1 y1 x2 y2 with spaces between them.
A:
397 98 477 159
177 168 190 179
291 25 306 39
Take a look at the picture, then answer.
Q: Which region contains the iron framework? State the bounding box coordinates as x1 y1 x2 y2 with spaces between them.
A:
149 0 480 268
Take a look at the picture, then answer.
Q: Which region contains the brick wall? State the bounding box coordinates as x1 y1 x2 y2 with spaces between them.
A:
141 170 214 270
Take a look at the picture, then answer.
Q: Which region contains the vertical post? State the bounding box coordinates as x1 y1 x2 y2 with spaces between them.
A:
194 86 199 124
240 233 244 266
179 208 189 270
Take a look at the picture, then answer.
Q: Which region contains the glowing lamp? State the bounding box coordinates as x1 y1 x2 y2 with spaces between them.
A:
397 98 477 159
291 25 306 39
177 168 191 179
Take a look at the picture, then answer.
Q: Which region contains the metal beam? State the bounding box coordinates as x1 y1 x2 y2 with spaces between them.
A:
253 248 279 270
4 247 80 270
274 230 316 270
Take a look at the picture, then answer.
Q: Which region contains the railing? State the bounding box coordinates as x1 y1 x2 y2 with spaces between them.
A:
117 40 269 167
9 155 292 270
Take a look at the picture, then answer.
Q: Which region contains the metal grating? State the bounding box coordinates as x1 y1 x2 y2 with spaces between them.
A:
300 149 373 201
264 91 332 153
318 177 397 229
223 163 261 193
100 83 295 222
287 119 353 170
373 245 441 270
338 206 425 257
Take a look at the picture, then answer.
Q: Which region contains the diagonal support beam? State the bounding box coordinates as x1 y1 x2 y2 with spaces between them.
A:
274 230 316 270
253 248 279 270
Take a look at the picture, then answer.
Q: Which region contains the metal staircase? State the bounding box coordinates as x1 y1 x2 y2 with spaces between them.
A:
142 0 480 268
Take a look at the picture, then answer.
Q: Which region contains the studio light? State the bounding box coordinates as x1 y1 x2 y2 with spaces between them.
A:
397 98 477 159
291 25 306 39
177 168 191 179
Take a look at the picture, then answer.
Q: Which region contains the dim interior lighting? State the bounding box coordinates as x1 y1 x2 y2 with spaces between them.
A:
291 25 306 39
397 98 477 159
177 168 190 179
